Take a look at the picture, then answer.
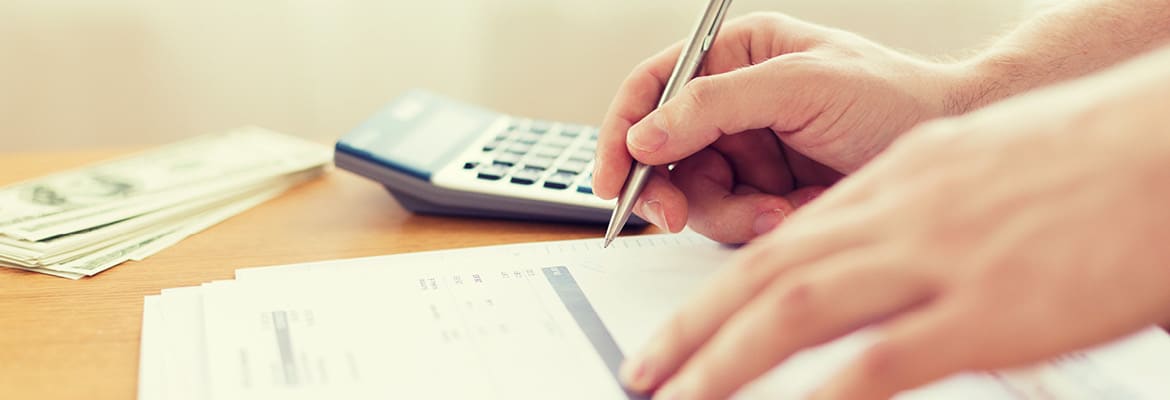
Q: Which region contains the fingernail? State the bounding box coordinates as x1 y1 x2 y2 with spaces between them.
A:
628 117 668 153
642 200 668 231
753 209 786 236
620 358 653 392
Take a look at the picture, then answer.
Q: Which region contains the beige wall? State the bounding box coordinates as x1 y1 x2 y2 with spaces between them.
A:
0 1 1044 151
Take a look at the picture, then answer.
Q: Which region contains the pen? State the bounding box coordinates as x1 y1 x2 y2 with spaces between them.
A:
604 0 734 248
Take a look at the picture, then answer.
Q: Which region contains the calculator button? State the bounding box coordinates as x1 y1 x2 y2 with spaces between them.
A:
505 143 532 155
558 160 589 174
560 127 581 138
494 152 522 166
517 133 541 145
531 121 551 133
543 172 576 189
533 146 561 158
524 156 555 170
577 170 596 193
477 164 509 181
569 150 594 162
510 168 543 185
547 136 573 147
482 139 504 152
462 161 479 170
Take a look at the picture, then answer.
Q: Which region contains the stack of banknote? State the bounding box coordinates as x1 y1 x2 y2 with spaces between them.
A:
0 127 331 279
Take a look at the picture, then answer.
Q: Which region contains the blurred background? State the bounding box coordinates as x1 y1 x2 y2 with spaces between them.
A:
0 0 1059 151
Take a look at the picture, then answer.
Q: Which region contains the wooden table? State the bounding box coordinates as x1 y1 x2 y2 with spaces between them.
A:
0 149 652 399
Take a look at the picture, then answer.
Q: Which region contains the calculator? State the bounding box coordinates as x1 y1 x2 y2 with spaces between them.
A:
334 90 647 226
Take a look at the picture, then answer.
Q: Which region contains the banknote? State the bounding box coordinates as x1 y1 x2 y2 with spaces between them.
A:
0 262 85 279
2 177 265 242
0 127 329 228
43 180 303 277
4 171 317 278
0 182 278 257
0 127 330 279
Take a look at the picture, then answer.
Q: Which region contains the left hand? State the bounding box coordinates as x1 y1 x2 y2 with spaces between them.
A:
620 47 1170 400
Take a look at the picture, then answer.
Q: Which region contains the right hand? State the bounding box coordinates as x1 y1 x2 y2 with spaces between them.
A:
593 12 972 244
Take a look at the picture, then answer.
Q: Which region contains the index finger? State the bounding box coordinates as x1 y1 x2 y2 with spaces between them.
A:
592 42 684 200
619 207 879 392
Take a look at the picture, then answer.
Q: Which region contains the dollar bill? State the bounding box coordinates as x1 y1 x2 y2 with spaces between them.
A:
8 170 318 279
1 156 331 242
0 127 329 229
44 177 309 277
0 181 276 257
0 262 84 279
0 128 329 279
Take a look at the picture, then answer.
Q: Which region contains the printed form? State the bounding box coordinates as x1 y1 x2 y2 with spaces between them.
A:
201 265 636 400
139 233 1170 400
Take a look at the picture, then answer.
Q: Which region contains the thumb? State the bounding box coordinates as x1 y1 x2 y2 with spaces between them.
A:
625 61 785 166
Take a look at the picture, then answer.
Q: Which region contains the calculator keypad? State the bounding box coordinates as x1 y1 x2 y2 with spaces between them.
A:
469 119 597 195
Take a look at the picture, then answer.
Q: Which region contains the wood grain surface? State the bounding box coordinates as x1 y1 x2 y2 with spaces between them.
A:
0 149 652 399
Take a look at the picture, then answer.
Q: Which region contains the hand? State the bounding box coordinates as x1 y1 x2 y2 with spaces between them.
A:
619 47 1170 399
593 12 968 244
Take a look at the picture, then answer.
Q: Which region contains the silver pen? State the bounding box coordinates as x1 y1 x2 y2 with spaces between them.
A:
603 0 734 248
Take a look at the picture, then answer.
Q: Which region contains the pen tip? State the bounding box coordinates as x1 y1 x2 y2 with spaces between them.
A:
603 238 613 249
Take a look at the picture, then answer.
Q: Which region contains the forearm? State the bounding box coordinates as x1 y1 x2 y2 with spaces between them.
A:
951 0 1170 112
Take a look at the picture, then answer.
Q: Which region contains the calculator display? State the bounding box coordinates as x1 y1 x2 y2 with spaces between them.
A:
340 92 496 179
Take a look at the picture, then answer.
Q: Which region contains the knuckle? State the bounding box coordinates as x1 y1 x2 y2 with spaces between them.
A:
693 218 753 245
624 60 667 99
855 339 904 382
669 77 720 128
661 76 722 136
769 281 816 326
681 77 718 113
777 54 835 80
629 57 660 82
655 105 685 138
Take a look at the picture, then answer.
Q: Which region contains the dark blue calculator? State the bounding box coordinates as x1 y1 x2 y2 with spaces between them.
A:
335 90 647 226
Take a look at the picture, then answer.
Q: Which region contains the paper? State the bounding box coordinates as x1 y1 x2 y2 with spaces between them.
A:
202 266 636 400
139 233 1170 399
139 296 165 400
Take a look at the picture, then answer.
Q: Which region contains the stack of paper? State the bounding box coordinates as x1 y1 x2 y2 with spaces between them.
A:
0 127 330 279
139 233 1170 399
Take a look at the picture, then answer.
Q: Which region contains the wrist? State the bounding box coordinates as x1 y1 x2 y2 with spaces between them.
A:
940 50 1032 116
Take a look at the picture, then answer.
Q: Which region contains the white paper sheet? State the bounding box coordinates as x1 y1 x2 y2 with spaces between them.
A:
202 264 633 400
139 232 1170 400
138 296 165 400
158 286 214 400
